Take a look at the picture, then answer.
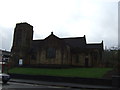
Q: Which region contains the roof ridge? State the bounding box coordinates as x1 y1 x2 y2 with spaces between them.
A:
61 37 85 39
33 39 44 41
87 43 102 45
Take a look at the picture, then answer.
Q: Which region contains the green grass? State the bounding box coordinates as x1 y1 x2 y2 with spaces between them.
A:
8 67 113 78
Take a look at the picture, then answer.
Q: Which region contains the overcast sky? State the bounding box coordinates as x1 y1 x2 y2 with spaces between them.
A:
0 0 118 51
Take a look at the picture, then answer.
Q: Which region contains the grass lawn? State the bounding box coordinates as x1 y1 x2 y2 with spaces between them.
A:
8 67 113 78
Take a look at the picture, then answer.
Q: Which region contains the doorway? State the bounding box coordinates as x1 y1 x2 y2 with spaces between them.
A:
85 58 89 67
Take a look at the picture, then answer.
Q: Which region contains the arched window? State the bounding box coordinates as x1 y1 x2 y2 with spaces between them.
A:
46 48 56 59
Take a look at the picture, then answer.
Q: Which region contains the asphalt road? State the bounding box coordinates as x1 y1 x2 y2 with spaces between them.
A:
1 82 80 90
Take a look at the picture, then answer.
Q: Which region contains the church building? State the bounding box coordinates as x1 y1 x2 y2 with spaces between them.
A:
11 22 103 67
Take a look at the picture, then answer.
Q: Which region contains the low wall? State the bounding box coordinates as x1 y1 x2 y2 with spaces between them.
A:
16 64 87 69
112 75 120 88
9 73 112 86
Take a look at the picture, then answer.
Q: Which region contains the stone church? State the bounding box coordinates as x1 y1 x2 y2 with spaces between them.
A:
11 22 103 67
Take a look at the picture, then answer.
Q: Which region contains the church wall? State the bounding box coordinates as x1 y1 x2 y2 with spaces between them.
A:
39 50 46 64
37 48 63 65
89 49 102 67
30 45 71 65
94 50 101 67
79 53 86 66
71 53 85 66
71 52 93 67
30 52 38 65
87 53 92 67
36 51 40 64
30 59 36 64
55 49 62 64
62 48 69 65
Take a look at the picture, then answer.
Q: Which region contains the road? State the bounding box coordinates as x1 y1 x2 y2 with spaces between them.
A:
1 82 80 90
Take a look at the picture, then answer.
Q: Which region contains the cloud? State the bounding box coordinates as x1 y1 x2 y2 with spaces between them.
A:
0 26 13 51
0 0 118 50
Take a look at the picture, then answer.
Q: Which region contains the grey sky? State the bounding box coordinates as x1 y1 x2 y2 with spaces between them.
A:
0 0 118 51
118 1 120 48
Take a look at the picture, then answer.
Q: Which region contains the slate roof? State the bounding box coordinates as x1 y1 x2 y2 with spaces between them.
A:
86 44 102 48
86 43 103 51
31 33 103 51
62 37 86 48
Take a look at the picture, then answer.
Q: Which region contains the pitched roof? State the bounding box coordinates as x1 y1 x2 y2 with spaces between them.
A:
62 37 86 48
32 37 86 49
86 43 103 51
31 33 103 51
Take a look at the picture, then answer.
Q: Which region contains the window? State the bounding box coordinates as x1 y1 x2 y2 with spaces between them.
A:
46 48 56 59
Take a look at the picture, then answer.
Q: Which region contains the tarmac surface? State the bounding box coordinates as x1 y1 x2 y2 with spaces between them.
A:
9 79 113 89
2 82 72 90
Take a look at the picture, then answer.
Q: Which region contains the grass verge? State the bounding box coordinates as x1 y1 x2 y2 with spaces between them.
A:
8 67 113 78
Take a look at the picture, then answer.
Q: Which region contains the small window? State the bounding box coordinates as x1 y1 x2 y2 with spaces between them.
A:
46 48 56 59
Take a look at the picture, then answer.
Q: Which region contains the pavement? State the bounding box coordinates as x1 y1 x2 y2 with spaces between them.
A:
9 79 113 89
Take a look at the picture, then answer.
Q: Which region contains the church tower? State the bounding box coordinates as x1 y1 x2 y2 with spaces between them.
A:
11 22 33 66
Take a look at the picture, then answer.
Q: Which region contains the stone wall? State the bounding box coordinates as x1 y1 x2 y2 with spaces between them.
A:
30 47 71 65
11 23 33 66
71 53 85 66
